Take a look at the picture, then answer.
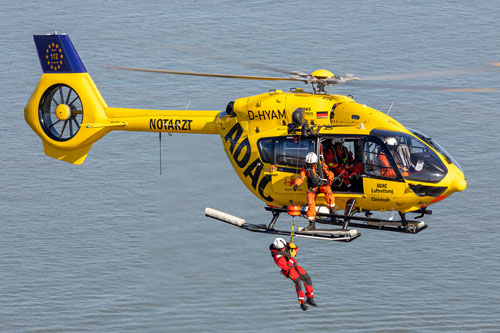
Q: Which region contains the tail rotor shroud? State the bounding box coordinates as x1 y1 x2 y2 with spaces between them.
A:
39 84 83 141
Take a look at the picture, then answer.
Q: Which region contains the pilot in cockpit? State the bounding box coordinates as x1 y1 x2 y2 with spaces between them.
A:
380 137 413 177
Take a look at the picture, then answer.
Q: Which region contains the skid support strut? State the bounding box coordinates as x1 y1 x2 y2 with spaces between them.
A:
267 210 281 230
343 199 356 230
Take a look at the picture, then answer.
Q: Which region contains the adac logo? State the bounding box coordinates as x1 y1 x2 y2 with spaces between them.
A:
45 42 64 71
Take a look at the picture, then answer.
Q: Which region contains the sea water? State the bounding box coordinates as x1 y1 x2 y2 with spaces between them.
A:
1 1 499 331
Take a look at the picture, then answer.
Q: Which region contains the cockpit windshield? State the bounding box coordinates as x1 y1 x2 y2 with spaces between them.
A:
409 128 463 172
371 130 448 183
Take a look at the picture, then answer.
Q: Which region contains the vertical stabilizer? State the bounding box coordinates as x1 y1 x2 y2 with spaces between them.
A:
34 34 87 73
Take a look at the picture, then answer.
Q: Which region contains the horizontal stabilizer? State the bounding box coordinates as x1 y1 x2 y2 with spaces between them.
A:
42 141 93 165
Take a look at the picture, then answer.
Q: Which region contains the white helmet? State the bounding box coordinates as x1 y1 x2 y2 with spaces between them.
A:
273 237 287 249
305 152 318 164
384 137 398 146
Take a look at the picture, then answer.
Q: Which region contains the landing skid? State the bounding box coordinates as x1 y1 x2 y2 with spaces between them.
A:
205 208 360 242
265 199 428 234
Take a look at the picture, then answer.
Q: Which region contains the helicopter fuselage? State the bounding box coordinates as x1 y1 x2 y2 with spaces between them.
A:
214 89 466 214
25 34 466 218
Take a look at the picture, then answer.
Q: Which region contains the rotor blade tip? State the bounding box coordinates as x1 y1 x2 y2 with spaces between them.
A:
443 88 498 92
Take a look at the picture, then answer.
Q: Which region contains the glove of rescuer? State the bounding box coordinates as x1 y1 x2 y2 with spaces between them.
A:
289 242 297 257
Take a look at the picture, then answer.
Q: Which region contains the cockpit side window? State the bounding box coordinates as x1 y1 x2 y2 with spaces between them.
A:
363 139 399 180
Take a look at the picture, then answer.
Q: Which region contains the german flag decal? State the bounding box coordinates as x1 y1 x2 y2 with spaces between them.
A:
316 111 328 119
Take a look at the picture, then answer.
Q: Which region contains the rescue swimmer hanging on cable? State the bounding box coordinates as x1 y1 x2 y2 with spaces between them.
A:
270 237 317 311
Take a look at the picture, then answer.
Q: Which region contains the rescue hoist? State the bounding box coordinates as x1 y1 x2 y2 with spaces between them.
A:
205 109 362 242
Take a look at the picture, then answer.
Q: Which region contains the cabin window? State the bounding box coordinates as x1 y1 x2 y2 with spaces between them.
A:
257 139 273 163
321 137 364 193
257 137 316 167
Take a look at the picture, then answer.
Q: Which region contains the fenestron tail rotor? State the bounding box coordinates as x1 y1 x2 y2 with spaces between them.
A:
39 84 83 141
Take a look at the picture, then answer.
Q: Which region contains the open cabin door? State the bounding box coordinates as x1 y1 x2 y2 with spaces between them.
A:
258 136 316 195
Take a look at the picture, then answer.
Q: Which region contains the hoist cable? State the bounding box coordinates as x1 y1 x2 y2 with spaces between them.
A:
159 132 162 175
292 134 302 205
289 132 303 246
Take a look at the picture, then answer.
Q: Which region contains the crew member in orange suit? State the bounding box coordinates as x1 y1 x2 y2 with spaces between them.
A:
378 150 397 178
378 137 410 178
323 143 337 170
270 237 317 311
293 152 335 230
339 159 364 188
324 141 353 174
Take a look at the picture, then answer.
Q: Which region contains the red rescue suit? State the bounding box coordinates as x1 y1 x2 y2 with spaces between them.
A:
270 244 313 304
294 161 335 222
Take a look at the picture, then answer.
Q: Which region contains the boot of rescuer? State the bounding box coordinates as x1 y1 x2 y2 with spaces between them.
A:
306 298 318 307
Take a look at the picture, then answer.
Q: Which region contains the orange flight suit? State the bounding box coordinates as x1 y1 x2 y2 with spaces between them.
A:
378 152 397 178
294 161 335 222
378 151 410 178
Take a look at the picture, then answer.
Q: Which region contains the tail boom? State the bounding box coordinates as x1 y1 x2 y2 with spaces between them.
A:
25 33 221 165
103 108 220 134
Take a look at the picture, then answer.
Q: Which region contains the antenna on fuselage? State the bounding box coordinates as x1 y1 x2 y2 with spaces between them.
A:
386 102 394 115
159 132 162 175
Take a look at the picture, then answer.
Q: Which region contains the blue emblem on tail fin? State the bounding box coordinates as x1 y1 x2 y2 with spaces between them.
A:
34 34 87 73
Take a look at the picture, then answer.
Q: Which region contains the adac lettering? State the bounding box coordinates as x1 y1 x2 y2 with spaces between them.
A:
224 123 274 202
372 183 394 194
247 109 286 121
149 118 193 131
371 188 394 194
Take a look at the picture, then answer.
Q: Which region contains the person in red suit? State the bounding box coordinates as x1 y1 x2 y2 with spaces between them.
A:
269 237 317 311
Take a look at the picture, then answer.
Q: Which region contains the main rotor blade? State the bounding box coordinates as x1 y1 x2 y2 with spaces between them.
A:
346 80 500 92
108 66 305 81
359 62 500 81
172 45 296 76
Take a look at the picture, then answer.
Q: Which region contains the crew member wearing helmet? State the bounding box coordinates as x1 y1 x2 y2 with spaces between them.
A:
293 152 335 230
269 237 317 311
378 137 410 178
323 141 354 173
377 137 396 178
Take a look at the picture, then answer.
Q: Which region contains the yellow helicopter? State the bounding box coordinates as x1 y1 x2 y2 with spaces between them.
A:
27 33 493 242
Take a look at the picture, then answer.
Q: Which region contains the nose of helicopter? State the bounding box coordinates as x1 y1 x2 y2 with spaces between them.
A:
454 174 467 192
448 167 467 193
